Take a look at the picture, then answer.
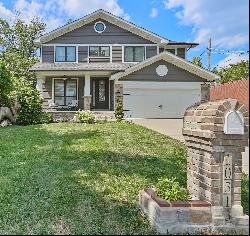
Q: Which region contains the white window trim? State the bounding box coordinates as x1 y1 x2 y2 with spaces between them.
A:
43 43 158 63
52 78 79 107
54 45 78 63
94 21 106 34
88 45 111 62
122 45 146 64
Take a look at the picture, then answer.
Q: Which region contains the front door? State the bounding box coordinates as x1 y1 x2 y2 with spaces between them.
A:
92 78 109 109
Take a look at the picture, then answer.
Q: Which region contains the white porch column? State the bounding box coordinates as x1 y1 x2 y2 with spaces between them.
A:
83 74 92 110
36 77 45 96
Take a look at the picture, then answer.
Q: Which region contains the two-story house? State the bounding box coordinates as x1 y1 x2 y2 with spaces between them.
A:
31 9 218 118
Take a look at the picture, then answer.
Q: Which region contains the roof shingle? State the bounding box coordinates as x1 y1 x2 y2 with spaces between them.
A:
30 62 132 71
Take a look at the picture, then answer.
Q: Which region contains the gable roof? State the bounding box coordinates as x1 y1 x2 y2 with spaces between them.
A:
111 52 219 81
34 9 169 46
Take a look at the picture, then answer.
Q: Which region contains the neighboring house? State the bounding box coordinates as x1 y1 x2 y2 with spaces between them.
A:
30 9 219 118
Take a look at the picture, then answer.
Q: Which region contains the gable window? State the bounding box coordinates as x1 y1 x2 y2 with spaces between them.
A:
124 46 145 62
94 21 106 33
89 46 110 57
55 46 76 62
54 79 77 106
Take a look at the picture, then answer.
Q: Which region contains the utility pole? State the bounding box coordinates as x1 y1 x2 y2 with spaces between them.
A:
208 38 211 71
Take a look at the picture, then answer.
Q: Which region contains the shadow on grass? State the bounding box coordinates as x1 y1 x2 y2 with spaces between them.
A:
0 123 186 234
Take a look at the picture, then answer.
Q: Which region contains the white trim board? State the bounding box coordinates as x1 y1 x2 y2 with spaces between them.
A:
111 51 219 81
34 10 169 46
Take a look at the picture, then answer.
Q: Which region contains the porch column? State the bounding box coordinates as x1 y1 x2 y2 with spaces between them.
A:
36 77 45 97
83 74 92 110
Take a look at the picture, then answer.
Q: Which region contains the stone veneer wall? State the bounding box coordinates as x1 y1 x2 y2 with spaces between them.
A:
114 84 123 109
201 83 210 102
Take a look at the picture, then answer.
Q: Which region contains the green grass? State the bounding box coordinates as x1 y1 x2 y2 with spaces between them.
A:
0 122 187 235
0 123 248 234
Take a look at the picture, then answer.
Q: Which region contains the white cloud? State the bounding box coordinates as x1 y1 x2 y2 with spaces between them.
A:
150 8 158 18
0 2 14 20
217 53 249 69
0 0 130 32
163 0 249 49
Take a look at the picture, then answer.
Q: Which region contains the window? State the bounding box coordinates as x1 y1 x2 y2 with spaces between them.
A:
55 46 76 62
165 49 176 55
89 46 110 57
94 21 106 33
54 79 77 106
124 46 145 62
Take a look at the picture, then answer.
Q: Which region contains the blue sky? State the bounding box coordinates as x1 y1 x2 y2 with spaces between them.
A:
0 0 249 68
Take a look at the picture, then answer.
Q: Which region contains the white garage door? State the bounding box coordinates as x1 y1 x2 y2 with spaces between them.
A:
123 82 202 118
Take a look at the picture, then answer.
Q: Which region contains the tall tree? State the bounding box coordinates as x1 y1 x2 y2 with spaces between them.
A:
192 56 203 68
0 17 45 82
217 60 249 84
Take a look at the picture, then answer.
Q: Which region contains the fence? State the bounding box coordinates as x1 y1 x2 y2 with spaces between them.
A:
210 79 249 108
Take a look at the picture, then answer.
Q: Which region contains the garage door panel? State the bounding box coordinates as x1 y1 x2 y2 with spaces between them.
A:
123 87 201 118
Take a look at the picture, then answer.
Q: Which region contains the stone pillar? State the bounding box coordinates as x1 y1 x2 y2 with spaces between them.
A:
183 99 249 226
201 82 210 102
83 74 92 110
114 83 123 108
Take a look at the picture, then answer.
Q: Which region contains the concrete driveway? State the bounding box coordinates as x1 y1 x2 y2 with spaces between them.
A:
132 119 249 175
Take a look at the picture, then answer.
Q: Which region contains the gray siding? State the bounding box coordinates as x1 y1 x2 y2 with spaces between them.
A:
112 46 122 63
42 77 85 110
42 77 52 109
146 46 157 59
120 60 206 82
78 46 88 62
177 48 185 59
89 57 110 63
78 78 85 109
42 46 54 63
45 19 153 44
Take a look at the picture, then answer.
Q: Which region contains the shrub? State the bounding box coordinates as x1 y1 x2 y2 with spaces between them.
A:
76 110 95 124
14 77 43 125
115 98 124 122
155 177 190 201
0 61 13 107
39 112 53 124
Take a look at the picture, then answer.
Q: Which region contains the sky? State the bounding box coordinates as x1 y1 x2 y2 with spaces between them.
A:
0 0 249 69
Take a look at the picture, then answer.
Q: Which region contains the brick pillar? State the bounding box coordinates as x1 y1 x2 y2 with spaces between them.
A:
183 99 249 225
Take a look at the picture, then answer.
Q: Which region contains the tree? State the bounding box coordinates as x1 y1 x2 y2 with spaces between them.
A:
0 60 13 107
192 56 203 68
217 60 249 84
0 17 45 83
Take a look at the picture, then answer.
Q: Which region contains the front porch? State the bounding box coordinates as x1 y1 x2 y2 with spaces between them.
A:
36 73 123 112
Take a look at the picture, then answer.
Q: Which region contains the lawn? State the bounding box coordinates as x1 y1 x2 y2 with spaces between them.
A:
0 122 187 235
0 123 248 234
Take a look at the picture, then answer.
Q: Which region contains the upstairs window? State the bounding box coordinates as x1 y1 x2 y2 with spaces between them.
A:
124 46 145 62
165 49 176 55
55 46 76 62
89 46 110 57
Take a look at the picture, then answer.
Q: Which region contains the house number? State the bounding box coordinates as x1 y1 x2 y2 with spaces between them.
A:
223 154 232 208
